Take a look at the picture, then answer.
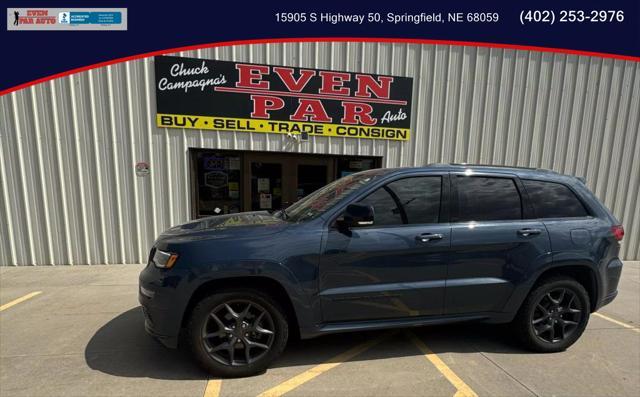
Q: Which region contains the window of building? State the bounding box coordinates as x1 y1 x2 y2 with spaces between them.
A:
358 176 442 226
194 151 242 216
523 180 589 218
455 176 522 222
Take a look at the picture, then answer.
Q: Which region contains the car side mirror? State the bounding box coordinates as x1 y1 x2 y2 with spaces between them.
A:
337 203 374 231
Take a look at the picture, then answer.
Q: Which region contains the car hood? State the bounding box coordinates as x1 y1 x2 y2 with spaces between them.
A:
160 211 287 238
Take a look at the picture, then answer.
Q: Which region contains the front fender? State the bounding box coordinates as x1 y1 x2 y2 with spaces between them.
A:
151 223 323 338
184 259 317 332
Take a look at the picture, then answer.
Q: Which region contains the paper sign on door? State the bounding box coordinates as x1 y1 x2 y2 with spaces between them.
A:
259 193 272 209
257 178 270 192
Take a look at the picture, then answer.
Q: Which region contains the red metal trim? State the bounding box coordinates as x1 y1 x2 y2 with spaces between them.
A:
2 37 639 96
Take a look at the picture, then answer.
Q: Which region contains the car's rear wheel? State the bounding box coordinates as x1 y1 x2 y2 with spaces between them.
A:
187 289 288 377
513 276 590 352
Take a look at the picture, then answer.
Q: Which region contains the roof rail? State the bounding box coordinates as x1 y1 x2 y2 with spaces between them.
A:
423 163 563 174
447 162 539 170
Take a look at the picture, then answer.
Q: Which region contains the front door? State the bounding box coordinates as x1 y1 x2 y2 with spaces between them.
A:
446 173 551 314
319 174 450 323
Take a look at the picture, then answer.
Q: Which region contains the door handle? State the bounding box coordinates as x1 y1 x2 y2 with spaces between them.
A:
415 233 444 243
517 228 542 237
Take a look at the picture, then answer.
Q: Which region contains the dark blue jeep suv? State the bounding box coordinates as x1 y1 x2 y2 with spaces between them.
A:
139 164 624 377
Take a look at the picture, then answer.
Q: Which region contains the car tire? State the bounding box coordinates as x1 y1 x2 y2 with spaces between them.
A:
187 288 289 377
512 276 590 353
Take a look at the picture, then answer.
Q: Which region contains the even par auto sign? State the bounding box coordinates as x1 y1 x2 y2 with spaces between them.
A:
154 55 413 141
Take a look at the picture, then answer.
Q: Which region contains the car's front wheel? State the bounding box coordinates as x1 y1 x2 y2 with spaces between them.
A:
187 288 289 377
513 276 590 352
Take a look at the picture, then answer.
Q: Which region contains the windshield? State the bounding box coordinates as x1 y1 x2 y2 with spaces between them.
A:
282 168 390 222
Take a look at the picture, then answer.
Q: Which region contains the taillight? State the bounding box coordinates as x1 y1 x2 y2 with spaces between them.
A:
611 225 624 241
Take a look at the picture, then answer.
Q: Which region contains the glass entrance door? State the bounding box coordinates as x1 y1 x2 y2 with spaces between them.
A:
291 155 334 207
296 164 327 201
250 162 282 211
244 153 333 212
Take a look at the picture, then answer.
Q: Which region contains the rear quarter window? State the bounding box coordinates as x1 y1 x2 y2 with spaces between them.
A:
523 179 589 218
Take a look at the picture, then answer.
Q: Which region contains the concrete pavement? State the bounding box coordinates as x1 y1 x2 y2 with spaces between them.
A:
1 262 638 397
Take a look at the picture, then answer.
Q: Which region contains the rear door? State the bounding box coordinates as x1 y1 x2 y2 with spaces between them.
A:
446 172 551 314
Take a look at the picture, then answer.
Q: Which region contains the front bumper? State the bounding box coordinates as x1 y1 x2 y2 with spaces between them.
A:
138 263 191 348
141 308 180 348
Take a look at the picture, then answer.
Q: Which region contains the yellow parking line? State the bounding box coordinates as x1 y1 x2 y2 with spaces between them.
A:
407 331 478 397
257 332 390 397
203 379 222 397
0 291 42 312
593 312 640 333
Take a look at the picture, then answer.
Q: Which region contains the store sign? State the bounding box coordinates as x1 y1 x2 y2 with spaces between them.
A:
154 55 413 141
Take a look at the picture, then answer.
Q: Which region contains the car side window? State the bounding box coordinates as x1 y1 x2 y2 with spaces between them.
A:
358 176 442 226
455 176 522 222
523 179 589 218
358 187 402 225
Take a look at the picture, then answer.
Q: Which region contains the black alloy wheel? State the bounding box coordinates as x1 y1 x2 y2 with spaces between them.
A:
188 289 288 377
202 300 275 366
531 287 583 343
512 276 590 352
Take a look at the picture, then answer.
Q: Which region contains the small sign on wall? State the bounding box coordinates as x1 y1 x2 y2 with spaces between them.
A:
135 161 150 177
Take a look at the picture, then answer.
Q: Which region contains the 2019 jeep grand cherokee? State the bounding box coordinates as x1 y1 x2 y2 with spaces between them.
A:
139 164 624 377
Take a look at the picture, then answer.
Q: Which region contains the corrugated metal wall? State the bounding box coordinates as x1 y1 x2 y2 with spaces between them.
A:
1 41 638 265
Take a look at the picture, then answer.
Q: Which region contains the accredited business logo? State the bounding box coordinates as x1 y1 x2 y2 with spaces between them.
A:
7 8 127 31
58 11 69 24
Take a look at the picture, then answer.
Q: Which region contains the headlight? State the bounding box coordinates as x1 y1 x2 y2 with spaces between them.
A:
152 249 179 269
